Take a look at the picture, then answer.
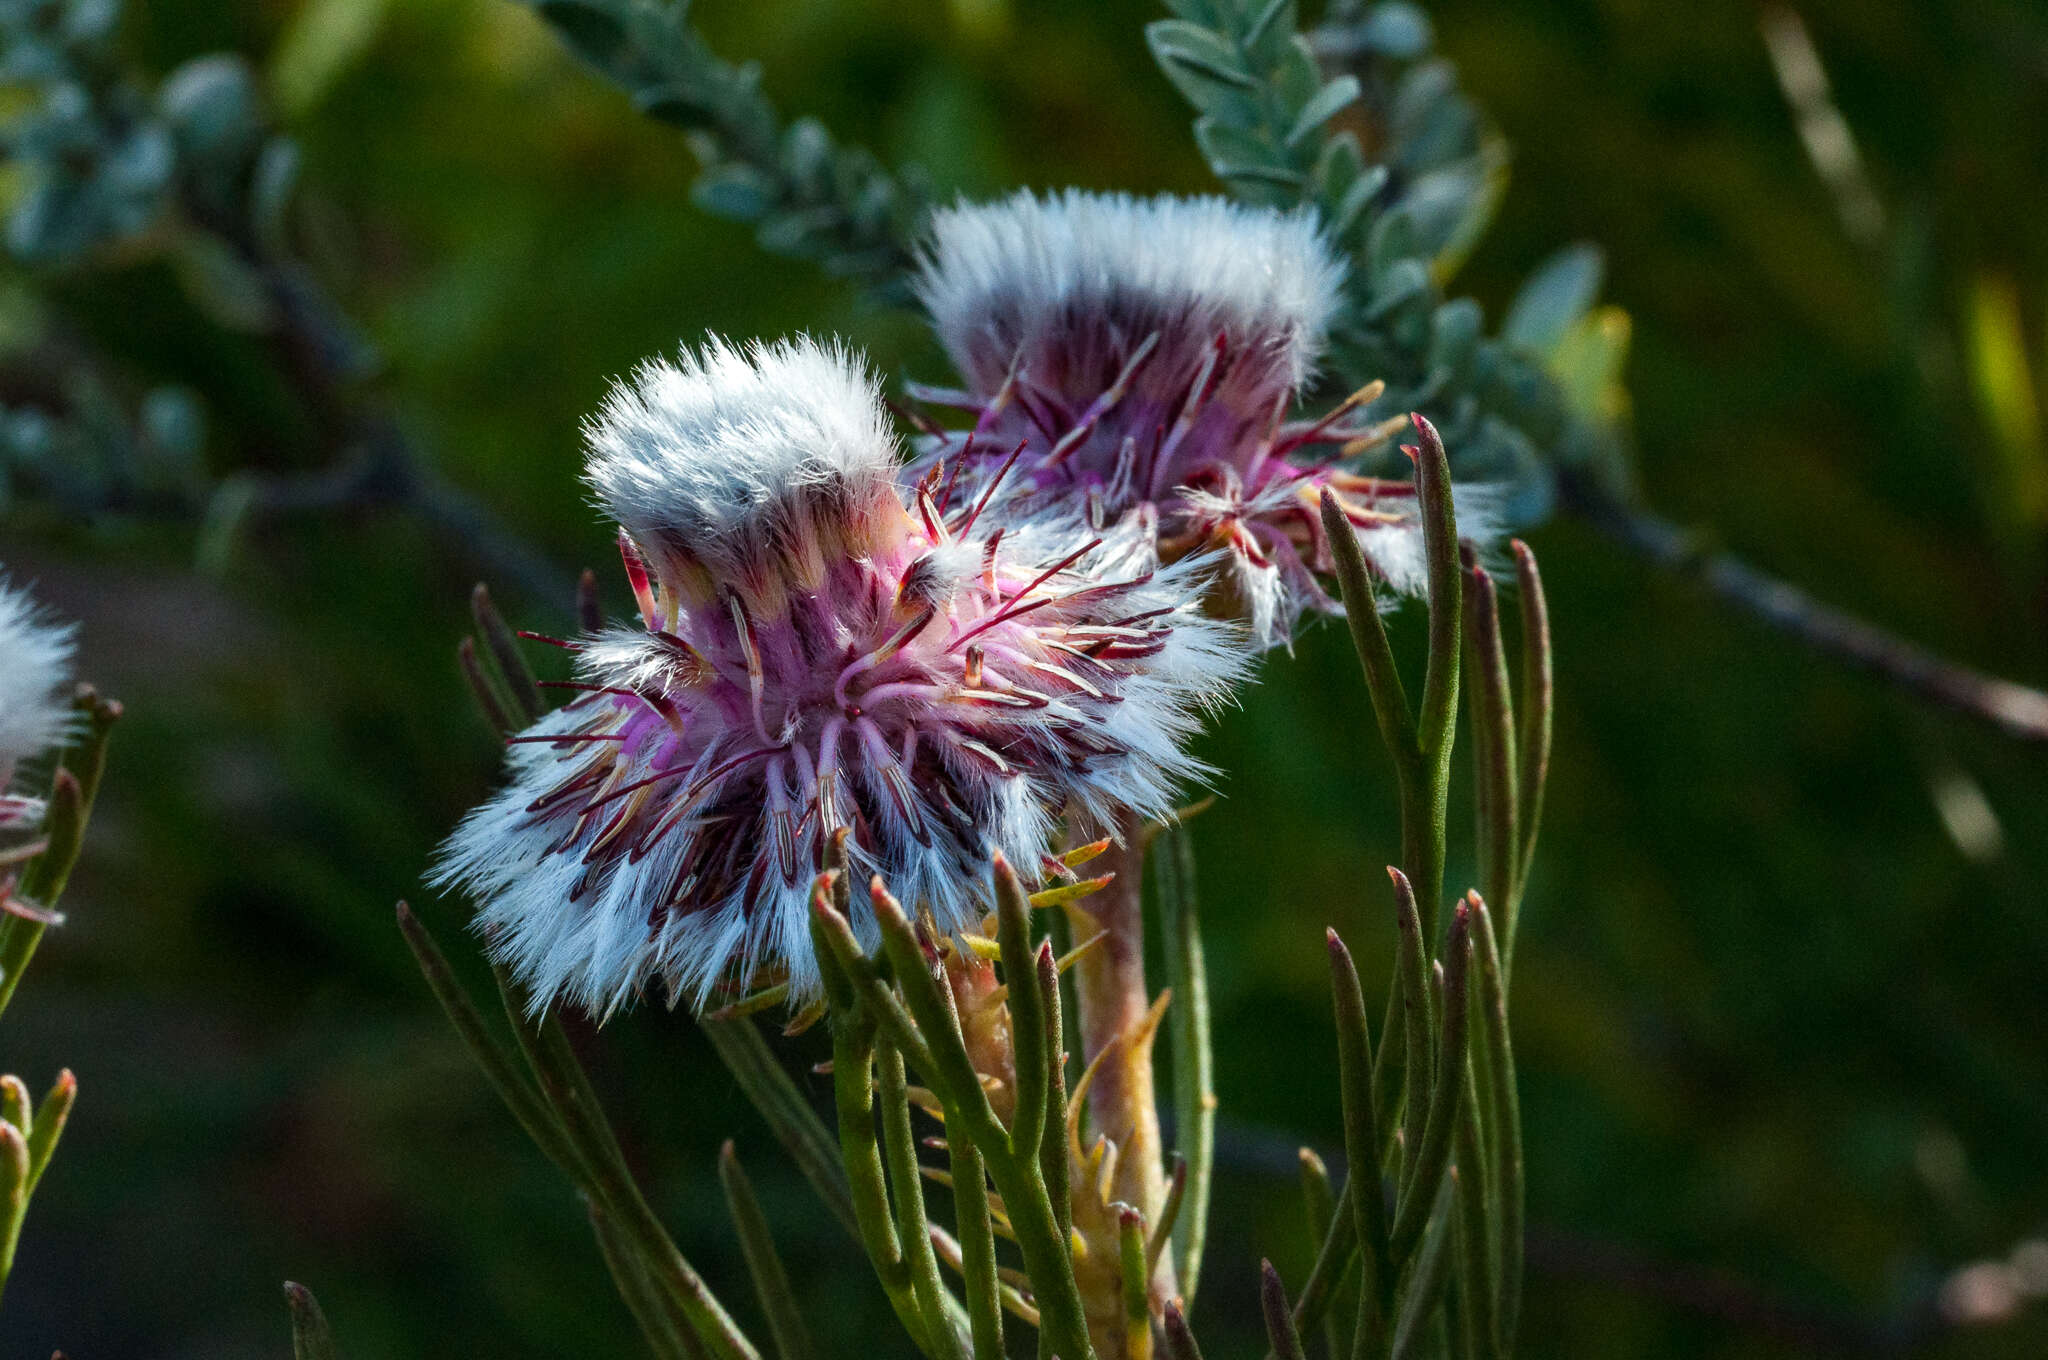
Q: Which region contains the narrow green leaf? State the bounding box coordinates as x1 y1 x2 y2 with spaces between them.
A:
284 1281 341 1360
0 1120 29 1293
1035 941 1073 1243
1195 120 1294 188
1389 905 1471 1265
23 1069 73 1193
1147 18 1263 121
1150 1153 1187 1275
1162 1300 1207 1360
1117 1204 1152 1359
589 1197 700 1360
1461 552 1518 936
1387 1175 1458 1360
395 903 584 1180
471 583 544 723
577 568 604 634
720 1141 818 1360
809 891 935 1079
1388 870 1434 1172
498 975 760 1360
1509 540 1553 954
0 1078 25 1137
457 636 517 735
1450 1076 1497 1360
1298 1148 1349 1360
1260 1259 1308 1360
1318 489 1419 768
701 1014 858 1243
992 853 1047 1160
1469 900 1523 1353
1276 1185 1355 1360
1327 930 1393 1347
1410 413 1463 939
868 883 1003 1148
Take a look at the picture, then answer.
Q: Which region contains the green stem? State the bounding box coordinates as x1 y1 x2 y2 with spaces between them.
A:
878 1037 970 1360
1154 823 1213 1306
1036 943 1074 1243
950 1137 1006 1360
819 947 930 1355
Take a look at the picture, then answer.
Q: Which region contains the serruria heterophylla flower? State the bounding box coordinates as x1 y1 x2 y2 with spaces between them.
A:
0 571 76 920
0 572 75 832
908 189 1505 647
432 336 1244 1016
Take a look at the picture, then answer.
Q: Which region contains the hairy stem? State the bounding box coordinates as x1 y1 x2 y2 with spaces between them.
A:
1066 806 1175 1314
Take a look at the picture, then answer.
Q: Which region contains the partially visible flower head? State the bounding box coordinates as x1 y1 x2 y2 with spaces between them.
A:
434 336 1243 1015
911 189 1503 646
0 572 76 825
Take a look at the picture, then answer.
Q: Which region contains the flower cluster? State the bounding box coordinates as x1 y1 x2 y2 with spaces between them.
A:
441 193 1503 1016
910 190 1501 646
435 339 1240 1013
0 572 76 916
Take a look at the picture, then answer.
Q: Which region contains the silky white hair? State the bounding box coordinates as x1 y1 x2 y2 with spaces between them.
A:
915 189 1348 392
0 573 75 787
585 334 900 578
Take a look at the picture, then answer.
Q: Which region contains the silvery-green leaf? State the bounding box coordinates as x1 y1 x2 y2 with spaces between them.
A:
1355 3 1433 60
1501 244 1605 356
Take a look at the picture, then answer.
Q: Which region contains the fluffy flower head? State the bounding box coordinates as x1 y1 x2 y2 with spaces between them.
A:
0 572 75 816
911 189 1501 645
435 337 1242 1014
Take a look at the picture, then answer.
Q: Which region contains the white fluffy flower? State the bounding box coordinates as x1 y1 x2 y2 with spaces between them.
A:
434 336 1244 1015
917 189 1344 398
0 572 76 819
909 189 1505 647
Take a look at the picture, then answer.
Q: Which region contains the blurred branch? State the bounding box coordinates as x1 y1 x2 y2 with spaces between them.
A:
0 4 571 605
520 0 929 302
1564 475 2048 743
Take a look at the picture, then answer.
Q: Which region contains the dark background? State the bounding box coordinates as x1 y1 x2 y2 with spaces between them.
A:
4 0 2047 1356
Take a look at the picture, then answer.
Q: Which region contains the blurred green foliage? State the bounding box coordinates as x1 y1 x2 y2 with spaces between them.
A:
3 0 2048 1357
